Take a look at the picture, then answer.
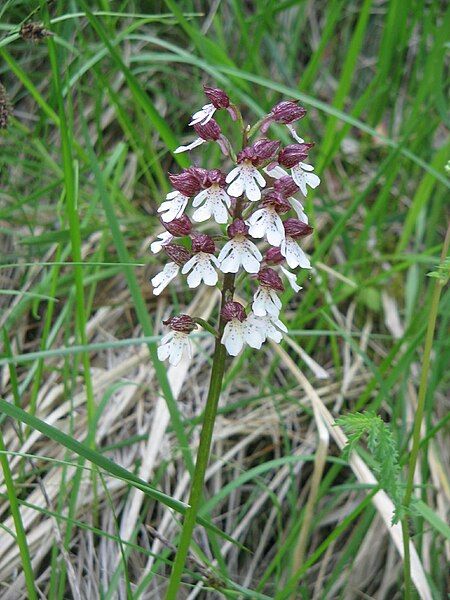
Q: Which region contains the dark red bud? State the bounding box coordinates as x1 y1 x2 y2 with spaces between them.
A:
169 168 203 196
257 267 284 292
204 85 230 109
163 215 192 236
194 118 221 141
191 233 216 254
163 243 191 266
264 247 284 265
198 168 226 189
273 175 299 197
270 100 306 124
237 139 281 166
263 191 291 214
221 301 246 322
227 218 249 238
283 218 314 238
163 314 197 333
278 143 314 168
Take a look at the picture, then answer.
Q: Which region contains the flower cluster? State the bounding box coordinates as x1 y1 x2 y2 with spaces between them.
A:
151 87 320 365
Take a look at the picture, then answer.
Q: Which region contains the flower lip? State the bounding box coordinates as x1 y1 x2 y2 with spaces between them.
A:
273 175 299 197
278 143 314 168
163 243 192 265
162 215 192 236
264 246 284 265
263 190 291 214
283 218 314 238
204 85 230 109
191 232 216 254
198 168 227 189
194 118 221 140
169 168 204 196
270 100 306 124
163 314 197 333
257 267 284 291
227 218 249 238
221 301 246 322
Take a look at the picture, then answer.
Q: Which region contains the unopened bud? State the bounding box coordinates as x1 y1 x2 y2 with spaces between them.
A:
191 233 215 254
278 143 314 168
163 243 191 265
194 119 221 141
263 191 291 214
163 215 192 236
264 247 284 265
169 168 203 196
227 218 248 238
283 218 314 238
270 100 306 124
274 176 299 197
257 268 284 291
221 301 246 322
204 86 230 109
163 314 197 333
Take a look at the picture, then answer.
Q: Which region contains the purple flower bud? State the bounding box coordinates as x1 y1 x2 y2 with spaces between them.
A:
169 168 203 196
237 139 281 166
273 175 299 197
194 119 221 141
163 215 192 237
283 218 314 238
252 138 281 161
264 247 284 265
227 218 249 238
204 85 230 109
163 243 191 265
197 168 227 189
221 301 246 323
191 233 216 254
163 314 197 333
263 191 291 214
257 267 284 292
278 143 314 168
270 100 306 124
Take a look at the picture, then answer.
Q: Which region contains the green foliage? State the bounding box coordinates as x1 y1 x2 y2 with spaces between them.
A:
337 412 404 522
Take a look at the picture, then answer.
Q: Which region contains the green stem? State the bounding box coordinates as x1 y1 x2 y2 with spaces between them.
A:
401 224 450 600
0 431 37 600
193 317 219 338
164 274 235 599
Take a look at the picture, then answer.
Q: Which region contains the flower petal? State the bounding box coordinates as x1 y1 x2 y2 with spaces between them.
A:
174 137 205 154
221 321 244 356
151 262 179 295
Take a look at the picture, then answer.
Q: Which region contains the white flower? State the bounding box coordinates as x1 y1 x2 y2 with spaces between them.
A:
226 161 266 201
286 123 305 144
280 265 302 293
252 286 282 317
247 206 285 247
263 164 287 179
150 231 173 254
181 253 219 288
173 137 206 154
189 103 216 126
157 331 191 366
290 163 320 196
280 237 311 270
151 262 180 296
290 198 309 223
248 314 288 343
218 236 262 274
192 185 231 224
157 191 188 222
221 316 265 356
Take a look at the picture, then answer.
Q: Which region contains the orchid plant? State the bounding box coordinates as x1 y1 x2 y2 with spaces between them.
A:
151 87 320 598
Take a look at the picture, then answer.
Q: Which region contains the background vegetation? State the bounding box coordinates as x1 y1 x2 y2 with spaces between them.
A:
0 1 448 598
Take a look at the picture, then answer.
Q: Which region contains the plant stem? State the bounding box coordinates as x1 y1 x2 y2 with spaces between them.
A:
165 273 235 599
401 225 449 600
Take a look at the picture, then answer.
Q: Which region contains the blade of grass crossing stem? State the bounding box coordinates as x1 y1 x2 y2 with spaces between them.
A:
45 21 98 596
0 431 37 600
77 107 194 474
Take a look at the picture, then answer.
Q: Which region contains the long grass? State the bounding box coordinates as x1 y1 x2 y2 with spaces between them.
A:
0 2 448 598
